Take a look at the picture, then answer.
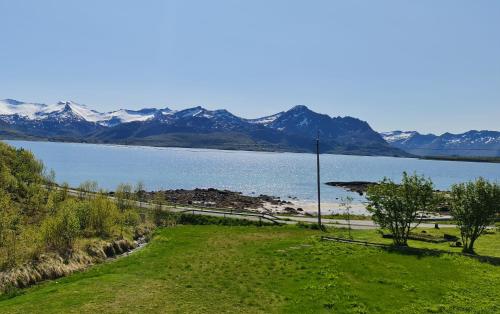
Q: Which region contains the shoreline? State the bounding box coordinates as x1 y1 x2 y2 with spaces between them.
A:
7 138 500 164
3 138 416 159
259 200 370 216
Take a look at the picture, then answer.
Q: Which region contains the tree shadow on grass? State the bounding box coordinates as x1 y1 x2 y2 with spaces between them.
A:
381 245 500 266
321 236 500 266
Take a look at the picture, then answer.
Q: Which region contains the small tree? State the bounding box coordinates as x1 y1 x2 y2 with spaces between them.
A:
78 181 99 200
134 181 146 208
367 172 437 246
340 196 354 239
115 184 134 237
44 169 56 191
57 182 70 202
6 211 21 266
450 178 500 254
153 192 165 226
0 192 23 266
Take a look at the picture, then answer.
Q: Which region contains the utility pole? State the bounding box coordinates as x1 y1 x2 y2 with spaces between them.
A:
316 131 321 227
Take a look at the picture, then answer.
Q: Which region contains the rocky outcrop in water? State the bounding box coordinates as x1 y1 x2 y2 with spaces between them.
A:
325 181 377 195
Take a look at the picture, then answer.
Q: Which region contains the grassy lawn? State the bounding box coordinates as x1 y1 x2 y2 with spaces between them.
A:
0 225 499 313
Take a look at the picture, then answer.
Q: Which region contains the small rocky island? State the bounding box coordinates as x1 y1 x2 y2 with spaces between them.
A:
325 181 378 195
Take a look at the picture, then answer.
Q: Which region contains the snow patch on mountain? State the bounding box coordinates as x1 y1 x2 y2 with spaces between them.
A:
247 112 283 126
380 131 417 143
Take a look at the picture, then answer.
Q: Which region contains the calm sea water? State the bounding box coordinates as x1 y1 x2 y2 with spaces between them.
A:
6 140 500 204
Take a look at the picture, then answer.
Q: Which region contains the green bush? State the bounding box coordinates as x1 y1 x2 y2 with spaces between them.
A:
74 201 92 231
88 196 119 238
123 209 140 228
41 205 80 255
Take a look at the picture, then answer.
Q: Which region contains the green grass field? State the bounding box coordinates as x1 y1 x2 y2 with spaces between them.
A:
0 225 499 313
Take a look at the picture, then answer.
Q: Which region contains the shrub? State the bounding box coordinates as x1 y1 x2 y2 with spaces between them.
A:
177 213 274 226
74 201 92 231
88 196 119 238
41 205 80 255
123 209 140 229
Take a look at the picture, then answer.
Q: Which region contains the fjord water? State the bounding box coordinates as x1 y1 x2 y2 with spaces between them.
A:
7 140 500 204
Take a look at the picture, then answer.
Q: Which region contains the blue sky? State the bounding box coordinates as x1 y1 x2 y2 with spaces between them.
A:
1 0 499 134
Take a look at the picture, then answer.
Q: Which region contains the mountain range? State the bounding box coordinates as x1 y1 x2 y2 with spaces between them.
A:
0 99 404 156
2 98 497 158
381 130 500 157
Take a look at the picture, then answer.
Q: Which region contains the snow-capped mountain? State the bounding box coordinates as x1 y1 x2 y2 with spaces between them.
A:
0 99 170 127
156 106 246 130
0 98 407 156
381 130 500 157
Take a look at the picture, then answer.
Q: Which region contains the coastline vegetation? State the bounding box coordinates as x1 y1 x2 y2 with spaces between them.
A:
0 142 154 293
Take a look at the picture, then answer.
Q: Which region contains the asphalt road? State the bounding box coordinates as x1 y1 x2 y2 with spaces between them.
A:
67 188 458 230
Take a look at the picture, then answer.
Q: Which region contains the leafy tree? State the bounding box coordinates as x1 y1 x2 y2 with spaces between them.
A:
367 172 437 246
450 178 500 253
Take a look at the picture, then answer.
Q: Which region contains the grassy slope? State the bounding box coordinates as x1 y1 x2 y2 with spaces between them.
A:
0 226 499 314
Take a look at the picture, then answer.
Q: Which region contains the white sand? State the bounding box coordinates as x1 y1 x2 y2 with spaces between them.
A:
258 200 370 216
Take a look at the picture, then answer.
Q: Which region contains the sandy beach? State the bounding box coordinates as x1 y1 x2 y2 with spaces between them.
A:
260 200 370 216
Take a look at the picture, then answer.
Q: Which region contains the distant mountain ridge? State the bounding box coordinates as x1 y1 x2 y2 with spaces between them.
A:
0 98 405 156
381 130 500 157
0 99 171 127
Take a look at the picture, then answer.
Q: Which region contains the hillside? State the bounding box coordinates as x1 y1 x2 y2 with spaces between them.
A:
0 141 152 291
0 99 407 156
